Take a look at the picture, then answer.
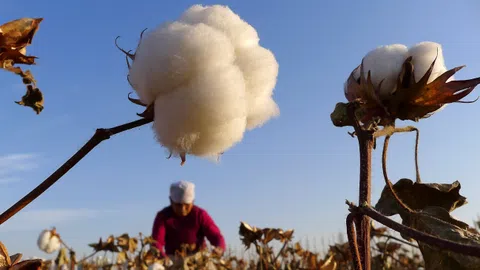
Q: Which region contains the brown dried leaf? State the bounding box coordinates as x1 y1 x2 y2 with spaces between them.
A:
9 259 42 270
0 18 43 49
402 206 480 270
15 85 44 114
239 221 262 249
0 242 10 267
375 178 467 216
116 233 138 253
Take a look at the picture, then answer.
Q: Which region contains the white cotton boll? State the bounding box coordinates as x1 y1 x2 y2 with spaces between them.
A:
153 65 247 157
361 44 408 98
179 5 260 49
235 46 279 129
407 41 450 83
148 262 165 270
37 230 61 254
128 21 236 105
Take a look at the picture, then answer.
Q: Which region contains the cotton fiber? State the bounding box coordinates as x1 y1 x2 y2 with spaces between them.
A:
37 229 61 254
355 41 452 98
127 5 280 161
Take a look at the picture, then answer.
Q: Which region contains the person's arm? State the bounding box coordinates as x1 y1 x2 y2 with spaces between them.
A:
151 211 167 258
200 210 226 253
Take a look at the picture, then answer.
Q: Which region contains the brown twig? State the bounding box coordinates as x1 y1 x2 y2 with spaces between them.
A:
354 205 480 258
374 234 419 249
0 117 153 225
381 134 413 213
347 102 374 270
346 213 363 270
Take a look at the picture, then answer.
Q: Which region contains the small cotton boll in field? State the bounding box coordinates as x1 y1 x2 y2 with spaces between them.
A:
128 21 236 105
37 229 61 254
148 262 165 270
153 65 247 157
361 44 408 98
179 5 260 48
235 46 279 129
407 41 451 83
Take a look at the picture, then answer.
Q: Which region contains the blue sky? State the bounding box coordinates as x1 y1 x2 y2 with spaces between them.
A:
1 0 480 259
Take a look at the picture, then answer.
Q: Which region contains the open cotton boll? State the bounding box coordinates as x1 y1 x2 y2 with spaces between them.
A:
37 230 61 254
361 44 408 98
179 5 260 49
153 65 247 157
148 262 165 270
235 46 279 129
407 41 451 83
128 21 236 105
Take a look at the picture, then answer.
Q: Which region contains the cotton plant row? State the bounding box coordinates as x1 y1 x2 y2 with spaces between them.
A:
26 221 430 270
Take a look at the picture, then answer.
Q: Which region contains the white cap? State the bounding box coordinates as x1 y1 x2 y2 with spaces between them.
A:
170 180 195 204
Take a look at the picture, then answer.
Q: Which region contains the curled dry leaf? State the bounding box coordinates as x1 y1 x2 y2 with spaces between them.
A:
375 178 467 216
402 206 480 270
116 233 138 253
0 18 44 114
238 222 263 249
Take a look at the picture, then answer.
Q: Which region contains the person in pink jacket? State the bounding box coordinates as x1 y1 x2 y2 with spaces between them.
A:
151 180 226 258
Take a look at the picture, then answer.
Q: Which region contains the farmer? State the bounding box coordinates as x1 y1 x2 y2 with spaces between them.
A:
151 180 226 258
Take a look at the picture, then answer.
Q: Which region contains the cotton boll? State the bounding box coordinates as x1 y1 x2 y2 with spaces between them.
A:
153 65 247 157
407 41 450 83
235 46 279 129
128 21 236 105
37 230 61 254
361 44 408 98
148 262 165 270
179 5 260 49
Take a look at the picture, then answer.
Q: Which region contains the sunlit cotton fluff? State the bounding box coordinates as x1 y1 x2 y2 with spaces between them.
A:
37 229 61 254
355 41 453 100
128 5 279 160
148 262 165 270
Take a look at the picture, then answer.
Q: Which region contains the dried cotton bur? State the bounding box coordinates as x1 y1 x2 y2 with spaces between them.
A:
116 4 280 165
0 18 44 114
0 241 42 270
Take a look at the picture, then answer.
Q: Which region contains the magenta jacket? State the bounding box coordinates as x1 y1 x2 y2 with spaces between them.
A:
151 205 226 257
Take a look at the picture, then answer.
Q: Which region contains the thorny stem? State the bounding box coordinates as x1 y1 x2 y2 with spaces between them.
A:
382 135 413 213
348 103 373 270
346 213 363 270
351 204 480 258
0 117 153 225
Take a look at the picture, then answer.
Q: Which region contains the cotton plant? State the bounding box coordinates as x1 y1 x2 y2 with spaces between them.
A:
37 228 62 254
117 4 280 165
331 42 480 269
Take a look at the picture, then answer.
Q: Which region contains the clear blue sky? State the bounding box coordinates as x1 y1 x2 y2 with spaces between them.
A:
1 0 480 259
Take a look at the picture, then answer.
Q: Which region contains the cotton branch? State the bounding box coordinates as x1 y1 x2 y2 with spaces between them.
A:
0 117 153 225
